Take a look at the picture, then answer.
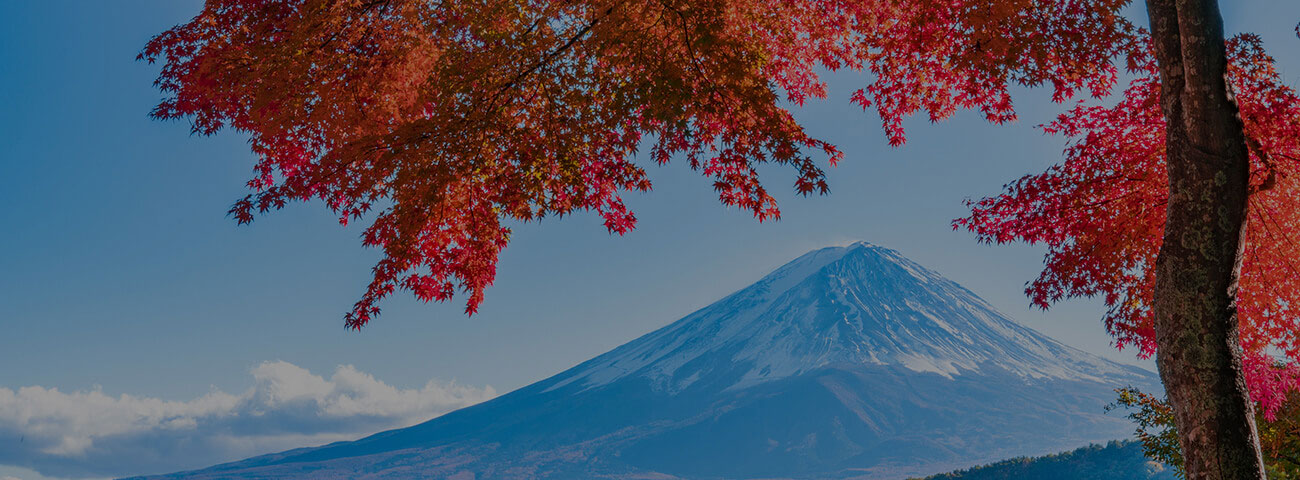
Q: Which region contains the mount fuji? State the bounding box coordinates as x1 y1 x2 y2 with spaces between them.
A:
132 242 1159 480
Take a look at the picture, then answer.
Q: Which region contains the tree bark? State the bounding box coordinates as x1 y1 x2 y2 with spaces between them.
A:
1144 0 1267 479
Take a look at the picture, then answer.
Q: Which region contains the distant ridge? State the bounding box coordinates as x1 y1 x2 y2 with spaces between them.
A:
915 441 1176 480
131 242 1159 480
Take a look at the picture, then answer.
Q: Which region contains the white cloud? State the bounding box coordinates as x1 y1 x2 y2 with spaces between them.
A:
0 362 496 479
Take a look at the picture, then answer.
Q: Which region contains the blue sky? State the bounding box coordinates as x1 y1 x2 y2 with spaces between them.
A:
1 1 1297 479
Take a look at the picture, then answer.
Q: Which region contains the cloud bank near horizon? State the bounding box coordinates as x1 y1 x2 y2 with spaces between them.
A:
0 361 496 479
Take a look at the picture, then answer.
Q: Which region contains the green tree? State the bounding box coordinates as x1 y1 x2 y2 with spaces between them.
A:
1111 387 1300 479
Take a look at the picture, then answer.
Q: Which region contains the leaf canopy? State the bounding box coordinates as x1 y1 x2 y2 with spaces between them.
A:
142 0 1136 326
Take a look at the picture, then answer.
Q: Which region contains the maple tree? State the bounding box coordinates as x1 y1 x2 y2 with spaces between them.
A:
956 33 1300 408
956 5 1300 475
140 0 1136 326
1138 3 1265 476
143 0 1293 478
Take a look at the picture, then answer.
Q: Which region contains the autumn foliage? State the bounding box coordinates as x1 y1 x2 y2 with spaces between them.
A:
142 0 1300 453
955 34 1300 411
141 0 1137 327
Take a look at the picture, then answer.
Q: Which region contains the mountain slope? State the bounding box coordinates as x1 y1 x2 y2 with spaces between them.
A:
131 242 1159 480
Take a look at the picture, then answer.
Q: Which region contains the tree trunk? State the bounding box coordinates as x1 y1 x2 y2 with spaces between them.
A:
1144 0 1267 478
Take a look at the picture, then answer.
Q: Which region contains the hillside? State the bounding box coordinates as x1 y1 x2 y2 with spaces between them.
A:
916 441 1176 480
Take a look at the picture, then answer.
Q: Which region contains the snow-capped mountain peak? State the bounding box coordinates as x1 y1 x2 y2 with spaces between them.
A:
549 241 1139 393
